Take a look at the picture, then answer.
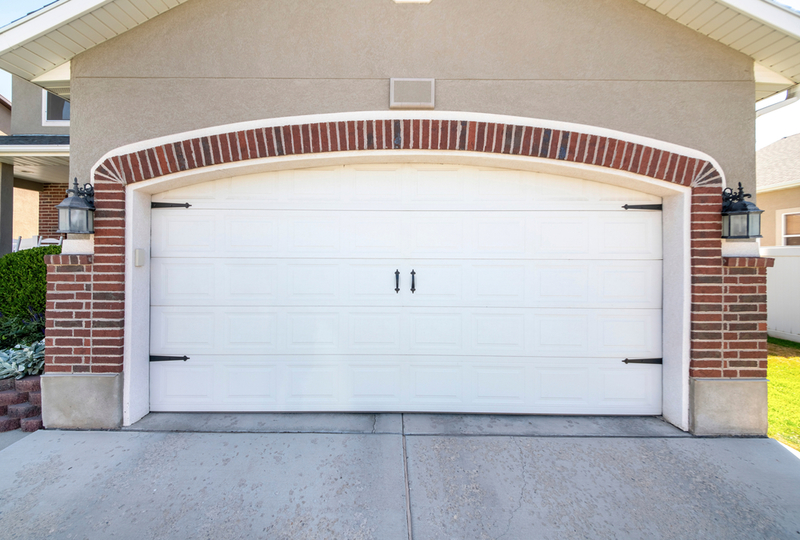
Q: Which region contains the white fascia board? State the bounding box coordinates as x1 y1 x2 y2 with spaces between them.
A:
716 0 800 40
0 145 70 156
0 0 115 55
757 179 800 192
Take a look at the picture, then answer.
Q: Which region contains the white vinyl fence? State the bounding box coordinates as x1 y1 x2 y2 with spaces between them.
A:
761 246 800 343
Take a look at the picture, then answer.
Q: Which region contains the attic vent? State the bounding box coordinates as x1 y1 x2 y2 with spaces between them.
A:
390 78 435 109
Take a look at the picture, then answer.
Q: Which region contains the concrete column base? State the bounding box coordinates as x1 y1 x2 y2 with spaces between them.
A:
41 373 123 429
689 378 768 436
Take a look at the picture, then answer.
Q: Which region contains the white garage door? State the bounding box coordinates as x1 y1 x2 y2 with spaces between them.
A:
150 164 663 414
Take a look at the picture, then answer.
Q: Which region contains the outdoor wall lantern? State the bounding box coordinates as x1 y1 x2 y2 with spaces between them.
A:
721 182 763 240
56 178 95 234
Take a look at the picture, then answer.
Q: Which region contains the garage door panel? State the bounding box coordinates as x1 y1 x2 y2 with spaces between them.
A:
286 217 342 254
152 210 661 260
472 313 526 353
349 312 402 350
346 364 403 402
227 218 279 252
530 212 662 259
150 356 661 414
472 217 527 256
411 217 465 256
151 259 660 308
596 312 662 356
225 313 278 350
532 261 661 308
151 306 661 357
351 165 404 202
152 165 662 212
472 264 527 304
151 309 216 352
151 164 664 415
347 215 405 254
151 212 217 257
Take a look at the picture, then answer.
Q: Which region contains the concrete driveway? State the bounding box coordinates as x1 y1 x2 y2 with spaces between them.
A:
0 414 798 539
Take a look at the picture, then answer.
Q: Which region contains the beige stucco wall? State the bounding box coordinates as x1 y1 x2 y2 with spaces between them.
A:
70 0 755 191
12 187 38 239
758 186 800 246
10 76 70 136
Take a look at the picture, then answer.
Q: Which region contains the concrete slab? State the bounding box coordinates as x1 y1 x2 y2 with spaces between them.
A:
405 436 800 539
125 412 403 433
0 431 408 540
0 429 30 451
402 414 691 437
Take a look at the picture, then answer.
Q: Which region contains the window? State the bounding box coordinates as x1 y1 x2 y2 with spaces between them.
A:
42 90 70 126
783 213 800 246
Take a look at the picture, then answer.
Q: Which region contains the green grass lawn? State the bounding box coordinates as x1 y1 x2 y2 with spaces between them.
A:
768 337 800 451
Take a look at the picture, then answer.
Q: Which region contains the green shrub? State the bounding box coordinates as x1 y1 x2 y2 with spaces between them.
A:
0 340 45 379
0 313 45 349
0 245 61 320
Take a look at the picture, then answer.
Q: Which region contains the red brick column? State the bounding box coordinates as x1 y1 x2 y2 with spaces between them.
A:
689 186 724 377
721 257 774 378
44 250 125 374
44 255 93 373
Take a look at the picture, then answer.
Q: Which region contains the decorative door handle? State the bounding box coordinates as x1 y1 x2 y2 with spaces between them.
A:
411 270 416 293
395 270 400 293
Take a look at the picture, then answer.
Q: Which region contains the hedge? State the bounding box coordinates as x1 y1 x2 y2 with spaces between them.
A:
0 245 61 319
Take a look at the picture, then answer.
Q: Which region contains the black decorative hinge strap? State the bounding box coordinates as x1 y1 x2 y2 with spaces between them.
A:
622 358 662 364
622 204 662 211
150 355 190 362
151 202 192 209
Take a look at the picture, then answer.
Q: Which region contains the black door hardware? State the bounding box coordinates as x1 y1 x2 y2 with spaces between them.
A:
622 204 662 211
151 202 192 209
150 355 190 362
411 270 416 293
622 358 662 364
395 270 400 293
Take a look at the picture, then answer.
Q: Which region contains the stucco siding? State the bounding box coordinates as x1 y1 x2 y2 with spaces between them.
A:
10 77 69 136
758 187 800 246
70 0 754 190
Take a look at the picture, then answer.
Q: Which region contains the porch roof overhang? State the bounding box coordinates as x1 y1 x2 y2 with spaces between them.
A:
0 135 70 184
0 0 799 103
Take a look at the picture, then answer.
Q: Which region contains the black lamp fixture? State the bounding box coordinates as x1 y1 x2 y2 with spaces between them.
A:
721 182 762 240
56 178 95 234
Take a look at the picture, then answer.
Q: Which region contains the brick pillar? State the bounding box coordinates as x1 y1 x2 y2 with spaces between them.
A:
42 253 123 429
689 185 724 377
721 257 774 377
689 255 774 435
44 255 93 373
38 183 67 239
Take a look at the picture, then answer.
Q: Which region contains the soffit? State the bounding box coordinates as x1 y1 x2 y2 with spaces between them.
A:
0 0 799 102
0 0 189 100
635 0 800 99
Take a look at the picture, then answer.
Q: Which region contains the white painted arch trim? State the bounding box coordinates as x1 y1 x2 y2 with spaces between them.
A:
122 145 692 431
91 110 727 189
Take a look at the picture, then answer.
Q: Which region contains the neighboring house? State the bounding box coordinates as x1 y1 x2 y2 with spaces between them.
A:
0 0 793 436
758 134 800 341
0 76 70 254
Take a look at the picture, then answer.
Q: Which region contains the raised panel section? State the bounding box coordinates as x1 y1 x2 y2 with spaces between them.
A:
150 163 663 415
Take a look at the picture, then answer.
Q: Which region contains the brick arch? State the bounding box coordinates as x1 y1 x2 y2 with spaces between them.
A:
48 116 772 415
92 119 723 188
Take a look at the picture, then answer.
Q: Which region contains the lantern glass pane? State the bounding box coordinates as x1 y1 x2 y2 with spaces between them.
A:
730 214 748 237
87 209 94 233
71 208 88 233
749 212 761 237
58 207 70 232
722 214 730 237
